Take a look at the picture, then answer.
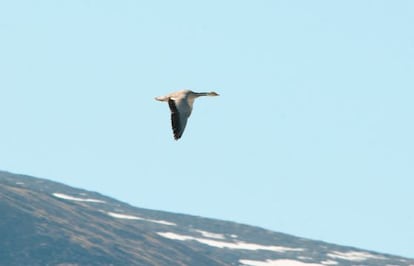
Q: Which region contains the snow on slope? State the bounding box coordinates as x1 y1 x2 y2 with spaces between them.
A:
50 192 413 266
157 232 303 252
52 193 105 203
327 251 385 261
195 229 226 239
52 193 176 226
107 212 176 226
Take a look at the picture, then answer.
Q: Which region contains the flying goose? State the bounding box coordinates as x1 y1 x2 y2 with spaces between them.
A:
155 89 219 140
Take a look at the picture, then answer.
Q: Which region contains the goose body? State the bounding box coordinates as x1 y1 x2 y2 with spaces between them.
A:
155 89 219 140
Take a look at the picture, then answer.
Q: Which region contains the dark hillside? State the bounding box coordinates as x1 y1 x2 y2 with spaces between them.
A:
0 171 412 266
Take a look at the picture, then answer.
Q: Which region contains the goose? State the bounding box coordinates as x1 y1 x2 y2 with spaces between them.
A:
155 89 219 140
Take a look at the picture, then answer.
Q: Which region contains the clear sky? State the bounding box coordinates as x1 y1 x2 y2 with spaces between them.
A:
1 0 413 258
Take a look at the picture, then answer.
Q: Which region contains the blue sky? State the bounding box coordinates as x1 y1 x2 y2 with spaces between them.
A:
1 0 413 258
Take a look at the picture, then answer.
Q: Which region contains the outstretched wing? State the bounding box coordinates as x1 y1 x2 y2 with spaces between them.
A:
168 98 189 140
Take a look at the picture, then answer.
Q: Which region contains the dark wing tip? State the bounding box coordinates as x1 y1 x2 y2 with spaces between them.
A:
168 98 182 140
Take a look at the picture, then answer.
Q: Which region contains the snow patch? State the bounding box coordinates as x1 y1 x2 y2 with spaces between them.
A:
239 259 323 266
52 193 105 203
107 212 176 226
107 212 142 220
321 260 338 265
327 251 385 261
195 230 225 239
157 232 302 253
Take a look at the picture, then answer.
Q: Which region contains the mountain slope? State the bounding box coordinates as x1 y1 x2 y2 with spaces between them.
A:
0 170 412 266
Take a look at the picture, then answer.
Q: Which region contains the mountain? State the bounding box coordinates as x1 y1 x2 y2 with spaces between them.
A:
0 170 412 266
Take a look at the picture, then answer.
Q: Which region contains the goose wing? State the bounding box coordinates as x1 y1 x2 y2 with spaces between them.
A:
168 98 190 140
